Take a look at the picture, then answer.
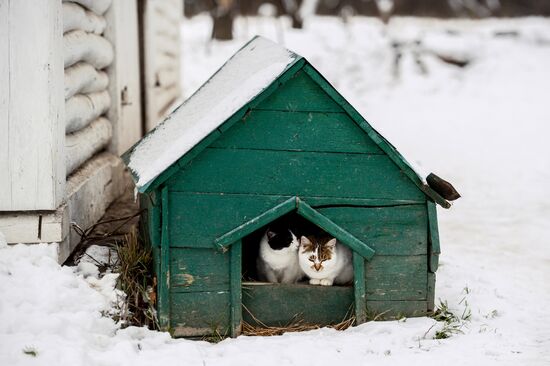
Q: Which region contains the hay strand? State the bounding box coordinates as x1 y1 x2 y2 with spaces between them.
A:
241 304 356 336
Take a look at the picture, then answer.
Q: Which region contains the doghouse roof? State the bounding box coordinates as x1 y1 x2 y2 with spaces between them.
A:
123 36 450 208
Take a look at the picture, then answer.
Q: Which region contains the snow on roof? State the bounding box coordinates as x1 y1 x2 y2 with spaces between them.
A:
127 36 300 189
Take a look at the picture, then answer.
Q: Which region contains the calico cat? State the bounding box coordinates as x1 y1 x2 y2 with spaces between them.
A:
298 236 353 286
256 226 304 284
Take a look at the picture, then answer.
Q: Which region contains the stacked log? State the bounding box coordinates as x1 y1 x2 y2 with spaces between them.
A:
62 0 114 176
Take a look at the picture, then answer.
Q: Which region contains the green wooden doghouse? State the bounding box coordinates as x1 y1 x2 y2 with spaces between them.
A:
123 36 455 338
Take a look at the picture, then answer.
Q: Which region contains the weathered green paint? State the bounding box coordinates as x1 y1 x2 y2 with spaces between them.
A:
242 283 354 326
173 192 422 208
365 255 427 301
149 192 161 248
255 69 343 112
230 241 242 337
167 148 424 201
318 205 428 256
215 197 297 248
353 253 366 323
168 192 291 248
159 187 170 330
297 200 375 260
170 248 230 291
427 200 440 272
148 191 162 279
366 300 428 318
300 64 450 208
171 291 231 337
211 110 384 154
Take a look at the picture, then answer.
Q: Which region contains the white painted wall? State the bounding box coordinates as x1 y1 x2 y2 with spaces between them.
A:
142 0 183 132
104 0 143 155
0 0 65 211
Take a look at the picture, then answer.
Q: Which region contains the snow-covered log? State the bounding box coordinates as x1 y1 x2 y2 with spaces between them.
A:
63 30 114 69
65 90 111 133
65 117 112 175
64 62 109 100
63 0 112 16
63 2 107 34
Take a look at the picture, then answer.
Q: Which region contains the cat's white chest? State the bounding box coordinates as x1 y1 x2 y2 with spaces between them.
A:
259 242 297 270
257 235 303 284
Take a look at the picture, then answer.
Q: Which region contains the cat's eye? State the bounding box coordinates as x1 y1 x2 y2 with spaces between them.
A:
308 255 315 262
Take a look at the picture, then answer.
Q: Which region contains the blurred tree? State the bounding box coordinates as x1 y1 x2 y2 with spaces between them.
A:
497 0 550 16
183 0 550 20
211 0 235 40
392 0 454 18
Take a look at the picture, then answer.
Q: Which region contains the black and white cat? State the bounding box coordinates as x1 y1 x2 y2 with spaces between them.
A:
298 236 353 286
256 226 304 284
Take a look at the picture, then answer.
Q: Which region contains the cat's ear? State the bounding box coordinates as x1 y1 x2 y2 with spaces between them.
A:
266 229 276 240
300 236 311 247
326 238 337 250
288 229 297 240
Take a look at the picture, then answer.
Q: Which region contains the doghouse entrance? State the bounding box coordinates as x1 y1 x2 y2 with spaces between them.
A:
214 197 373 336
240 212 355 328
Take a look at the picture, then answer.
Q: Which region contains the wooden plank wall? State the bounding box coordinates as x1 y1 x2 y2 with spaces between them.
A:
0 0 65 210
142 0 182 132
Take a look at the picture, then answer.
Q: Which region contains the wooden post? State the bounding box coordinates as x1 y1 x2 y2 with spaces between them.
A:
427 200 440 272
104 0 143 155
0 0 65 210
159 187 171 330
353 252 367 323
230 240 242 337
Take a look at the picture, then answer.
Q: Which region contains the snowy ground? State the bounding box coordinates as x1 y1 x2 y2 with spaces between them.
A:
1 15 550 366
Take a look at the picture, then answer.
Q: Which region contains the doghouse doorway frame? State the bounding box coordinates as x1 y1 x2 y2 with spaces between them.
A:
214 196 376 337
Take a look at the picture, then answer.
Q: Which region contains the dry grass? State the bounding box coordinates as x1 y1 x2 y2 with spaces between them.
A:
242 317 355 336
114 229 158 329
241 304 355 336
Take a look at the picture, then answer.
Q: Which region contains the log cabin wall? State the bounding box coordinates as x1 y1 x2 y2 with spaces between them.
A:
63 0 114 176
0 0 151 262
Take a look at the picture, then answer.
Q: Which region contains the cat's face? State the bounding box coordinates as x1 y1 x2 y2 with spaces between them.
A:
266 228 299 251
299 236 336 272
